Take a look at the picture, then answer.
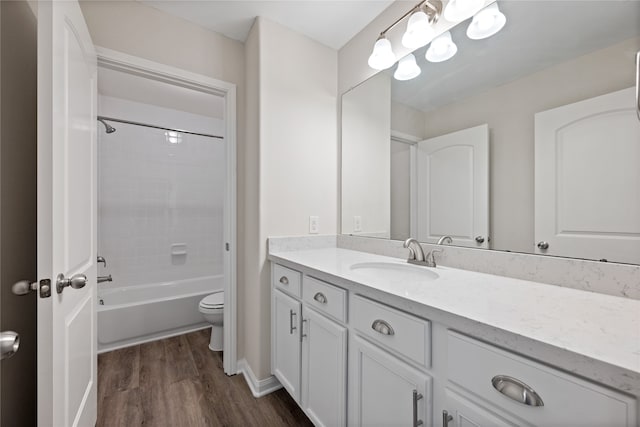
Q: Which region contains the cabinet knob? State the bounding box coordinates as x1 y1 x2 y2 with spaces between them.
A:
371 319 394 336
537 241 549 250
475 236 485 244
491 375 544 407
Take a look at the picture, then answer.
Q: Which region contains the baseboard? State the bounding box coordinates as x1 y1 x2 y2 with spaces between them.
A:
236 358 282 398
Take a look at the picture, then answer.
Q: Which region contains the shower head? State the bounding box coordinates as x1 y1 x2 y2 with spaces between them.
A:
97 118 116 134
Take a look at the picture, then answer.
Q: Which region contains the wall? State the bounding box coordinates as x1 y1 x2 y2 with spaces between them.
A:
79 0 247 357
97 96 226 289
0 1 38 425
341 72 390 237
390 140 411 240
422 37 639 252
244 17 338 380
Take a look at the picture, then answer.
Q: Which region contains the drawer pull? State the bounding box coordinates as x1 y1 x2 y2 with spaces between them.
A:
371 319 395 336
279 276 289 285
491 375 544 407
412 390 423 427
313 292 327 304
289 310 297 335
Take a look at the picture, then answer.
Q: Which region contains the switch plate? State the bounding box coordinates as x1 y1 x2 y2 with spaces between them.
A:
354 216 362 232
309 216 319 234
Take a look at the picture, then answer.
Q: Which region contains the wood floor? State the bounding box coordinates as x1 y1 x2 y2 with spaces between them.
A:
97 330 313 427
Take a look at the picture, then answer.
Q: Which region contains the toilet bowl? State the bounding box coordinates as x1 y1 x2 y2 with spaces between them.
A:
198 291 224 351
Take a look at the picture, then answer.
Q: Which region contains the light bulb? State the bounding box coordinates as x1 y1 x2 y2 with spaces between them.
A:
394 54 421 81
368 37 396 70
402 10 434 49
426 31 457 63
467 3 506 40
443 0 483 22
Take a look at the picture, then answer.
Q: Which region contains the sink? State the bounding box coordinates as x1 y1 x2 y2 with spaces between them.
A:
349 262 439 282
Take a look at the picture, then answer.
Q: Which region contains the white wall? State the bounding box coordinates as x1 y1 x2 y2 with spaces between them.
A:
98 96 226 289
390 140 411 240
243 17 338 380
341 72 391 237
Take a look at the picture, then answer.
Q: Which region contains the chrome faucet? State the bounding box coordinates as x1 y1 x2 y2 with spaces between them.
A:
97 274 112 284
403 238 427 266
437 235 452 245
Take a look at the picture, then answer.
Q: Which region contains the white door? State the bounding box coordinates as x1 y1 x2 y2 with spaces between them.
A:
535 87 640 263
272 289 301 402
415 125 490 248
349 335 432 427
37 2 98 426
301 307 347 427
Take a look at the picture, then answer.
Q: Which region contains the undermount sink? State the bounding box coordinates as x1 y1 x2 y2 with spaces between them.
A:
349 262 439 282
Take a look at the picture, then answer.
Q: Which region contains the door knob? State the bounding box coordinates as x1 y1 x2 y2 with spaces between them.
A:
475 236 485 244
0 331 20 360
537 241 549 250
12 279 51 298
56 273 87 294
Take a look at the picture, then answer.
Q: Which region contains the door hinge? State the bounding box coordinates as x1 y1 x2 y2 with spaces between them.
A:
225 242 230 251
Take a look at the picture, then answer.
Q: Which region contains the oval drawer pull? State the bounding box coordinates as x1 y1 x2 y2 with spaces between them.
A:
491 375 544 407
279 276 289 285
371 319 395 336
313 292 327 304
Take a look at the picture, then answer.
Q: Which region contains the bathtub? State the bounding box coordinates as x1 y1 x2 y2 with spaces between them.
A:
97 275 222 353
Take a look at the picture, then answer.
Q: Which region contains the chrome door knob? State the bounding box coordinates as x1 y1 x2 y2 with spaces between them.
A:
12 280 38 296
537 241 549 250
56 273 87 294
0 331 20 360
475 236 485 244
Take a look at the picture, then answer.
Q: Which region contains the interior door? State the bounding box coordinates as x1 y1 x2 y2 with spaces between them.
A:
37 1 98 426
415 124 490 248
535 87 640 263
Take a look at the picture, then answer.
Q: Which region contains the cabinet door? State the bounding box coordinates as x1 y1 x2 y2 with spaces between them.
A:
272 289 301 402
301 307 347 427
349 335 432 427
443 389 520 427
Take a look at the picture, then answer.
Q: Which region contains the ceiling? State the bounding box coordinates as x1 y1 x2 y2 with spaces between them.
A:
140 0 395 49
387 1 640 112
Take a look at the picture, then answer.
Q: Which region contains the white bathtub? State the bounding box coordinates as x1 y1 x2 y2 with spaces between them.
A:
97 275 222 353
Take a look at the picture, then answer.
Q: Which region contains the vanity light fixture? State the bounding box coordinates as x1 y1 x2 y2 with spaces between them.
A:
394 54 422 80
368 0 442 70
443 0 484 22
165 130 182 144
466 2 506 40
426 31 458 62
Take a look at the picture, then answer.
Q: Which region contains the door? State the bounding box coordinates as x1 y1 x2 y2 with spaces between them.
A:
415 125 490 248
535 87 640 263
37 2 98 426
272 289 301 402
301 307 347 427
349 335 432 427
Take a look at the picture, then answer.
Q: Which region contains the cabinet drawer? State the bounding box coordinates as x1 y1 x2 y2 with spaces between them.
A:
351 294 431 368
447 332 637 427
273 264 302 297
302 276 347 323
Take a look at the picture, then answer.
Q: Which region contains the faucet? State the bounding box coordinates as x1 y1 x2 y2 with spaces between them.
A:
437 236 452 245
403 238 427 266
97 274 112 284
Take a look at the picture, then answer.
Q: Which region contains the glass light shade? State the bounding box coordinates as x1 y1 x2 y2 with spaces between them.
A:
467 3 506 39
426 31 458 62
401 10 434 49
368 37 396 70
394 54 421 81
443 0 484 22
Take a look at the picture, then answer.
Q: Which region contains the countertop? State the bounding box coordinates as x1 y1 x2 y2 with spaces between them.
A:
269 247 640 393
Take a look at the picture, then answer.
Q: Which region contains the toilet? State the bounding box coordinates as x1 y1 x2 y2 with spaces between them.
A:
198 291 224 351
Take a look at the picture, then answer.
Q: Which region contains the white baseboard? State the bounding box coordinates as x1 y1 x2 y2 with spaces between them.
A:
236 358 282 398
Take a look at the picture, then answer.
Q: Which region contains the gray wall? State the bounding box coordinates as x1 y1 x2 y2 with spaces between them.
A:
0 1 38 425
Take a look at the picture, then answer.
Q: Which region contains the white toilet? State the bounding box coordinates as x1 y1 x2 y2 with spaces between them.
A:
198 291 224 351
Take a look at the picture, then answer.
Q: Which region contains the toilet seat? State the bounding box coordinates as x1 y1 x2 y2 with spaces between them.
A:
199 291 224 310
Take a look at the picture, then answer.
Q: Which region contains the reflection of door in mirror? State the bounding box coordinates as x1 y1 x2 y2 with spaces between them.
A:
414 124 490 248
535 87 640 264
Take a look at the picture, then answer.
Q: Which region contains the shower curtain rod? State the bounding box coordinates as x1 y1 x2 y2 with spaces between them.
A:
97 116 224 140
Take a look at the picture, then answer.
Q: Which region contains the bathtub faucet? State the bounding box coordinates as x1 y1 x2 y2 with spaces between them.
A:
97 275 112 284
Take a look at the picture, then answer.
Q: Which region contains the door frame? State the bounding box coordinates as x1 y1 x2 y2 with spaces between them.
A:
95 47 238 375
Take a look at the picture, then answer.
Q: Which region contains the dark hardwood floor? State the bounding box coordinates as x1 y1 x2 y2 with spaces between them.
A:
97 330 313 427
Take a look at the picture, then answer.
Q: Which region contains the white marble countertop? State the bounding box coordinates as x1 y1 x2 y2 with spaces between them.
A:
269 247 640 392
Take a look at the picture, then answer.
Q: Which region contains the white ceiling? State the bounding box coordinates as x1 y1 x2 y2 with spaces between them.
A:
140 0 395 49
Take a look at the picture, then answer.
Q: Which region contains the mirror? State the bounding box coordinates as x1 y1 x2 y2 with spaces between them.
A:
341 0 640 264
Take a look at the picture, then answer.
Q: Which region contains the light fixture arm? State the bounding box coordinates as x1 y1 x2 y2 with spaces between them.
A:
377 0 442 38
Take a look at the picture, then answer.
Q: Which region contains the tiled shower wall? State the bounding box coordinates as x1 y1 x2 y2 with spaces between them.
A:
98 96 226 288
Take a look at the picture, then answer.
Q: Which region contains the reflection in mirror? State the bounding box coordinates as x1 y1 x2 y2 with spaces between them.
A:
341 1 640 264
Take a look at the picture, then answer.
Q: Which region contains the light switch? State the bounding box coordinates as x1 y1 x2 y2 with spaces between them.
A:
309 216 319 234
354 216 362 232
